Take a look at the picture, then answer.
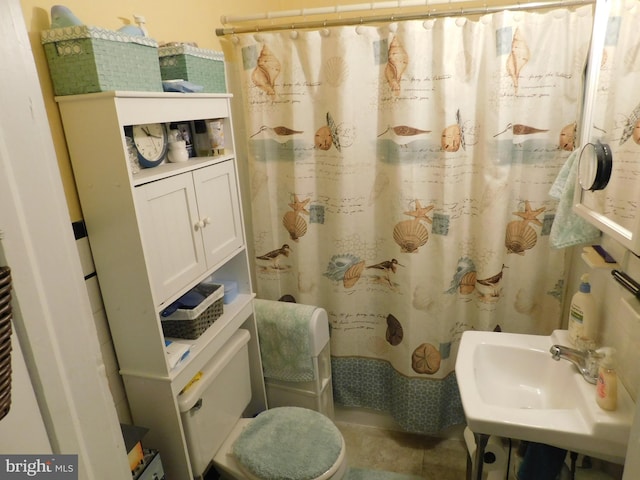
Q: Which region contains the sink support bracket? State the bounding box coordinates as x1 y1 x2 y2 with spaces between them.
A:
468 432 489 480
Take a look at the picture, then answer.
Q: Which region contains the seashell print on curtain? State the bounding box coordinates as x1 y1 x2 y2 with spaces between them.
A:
222 5 594 434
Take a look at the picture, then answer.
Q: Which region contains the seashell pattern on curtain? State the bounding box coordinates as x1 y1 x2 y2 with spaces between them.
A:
222 5 594 433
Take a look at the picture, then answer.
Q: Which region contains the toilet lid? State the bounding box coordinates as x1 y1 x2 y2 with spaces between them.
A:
233 407 344 480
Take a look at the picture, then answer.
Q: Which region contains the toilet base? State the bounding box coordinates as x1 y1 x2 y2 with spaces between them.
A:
213 419 251 479
213 418 348 480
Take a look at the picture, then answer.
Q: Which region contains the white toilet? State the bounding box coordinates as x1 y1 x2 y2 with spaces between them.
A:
178 329 348 480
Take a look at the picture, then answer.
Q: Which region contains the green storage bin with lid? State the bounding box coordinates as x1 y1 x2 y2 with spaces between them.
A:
41 25 163 96
159 45 226 93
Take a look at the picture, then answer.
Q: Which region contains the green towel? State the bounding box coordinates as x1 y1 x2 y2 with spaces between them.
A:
549 150 601 248
254 299 316 382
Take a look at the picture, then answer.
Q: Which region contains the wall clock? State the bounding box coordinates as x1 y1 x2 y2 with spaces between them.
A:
126 123 169 168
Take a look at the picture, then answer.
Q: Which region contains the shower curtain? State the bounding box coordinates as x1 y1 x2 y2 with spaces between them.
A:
221 4 594 434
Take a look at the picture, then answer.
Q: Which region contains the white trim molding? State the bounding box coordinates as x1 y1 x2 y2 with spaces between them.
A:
0 1 129 477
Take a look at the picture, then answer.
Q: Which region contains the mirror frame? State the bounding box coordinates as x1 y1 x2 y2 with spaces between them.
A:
573 0 640 254
578 141 613 191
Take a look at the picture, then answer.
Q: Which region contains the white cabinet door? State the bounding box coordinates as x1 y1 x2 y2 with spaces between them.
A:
136 173 206 305
135 161 243 307
194 160 243 269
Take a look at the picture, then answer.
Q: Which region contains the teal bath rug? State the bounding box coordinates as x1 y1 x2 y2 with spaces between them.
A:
346 467 424 480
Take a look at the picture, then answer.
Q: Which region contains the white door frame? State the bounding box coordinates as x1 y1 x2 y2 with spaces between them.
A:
0 1 129 477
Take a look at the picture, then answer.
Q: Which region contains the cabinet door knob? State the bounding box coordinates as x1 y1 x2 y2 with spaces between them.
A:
195 220 205 230
203 217 212 225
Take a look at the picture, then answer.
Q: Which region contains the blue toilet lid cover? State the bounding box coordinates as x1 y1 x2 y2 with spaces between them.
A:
233 406 343 480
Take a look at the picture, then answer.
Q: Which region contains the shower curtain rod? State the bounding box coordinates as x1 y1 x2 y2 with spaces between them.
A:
216 0 594 36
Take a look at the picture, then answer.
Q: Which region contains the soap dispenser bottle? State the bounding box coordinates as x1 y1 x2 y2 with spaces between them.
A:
596 347 618 411
568 273 598 346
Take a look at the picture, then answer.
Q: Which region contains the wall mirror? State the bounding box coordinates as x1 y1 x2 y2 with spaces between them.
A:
574 0 640 255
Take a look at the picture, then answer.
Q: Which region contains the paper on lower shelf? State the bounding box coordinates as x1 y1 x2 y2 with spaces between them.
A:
165 339 191 370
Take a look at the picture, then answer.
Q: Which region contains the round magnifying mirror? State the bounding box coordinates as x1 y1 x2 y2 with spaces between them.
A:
578 141 612 191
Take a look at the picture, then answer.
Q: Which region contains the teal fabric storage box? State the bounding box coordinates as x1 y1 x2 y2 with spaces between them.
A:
158 45 226 93
41 26 163 96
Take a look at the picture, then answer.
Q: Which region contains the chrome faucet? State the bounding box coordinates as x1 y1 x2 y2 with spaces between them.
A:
549 345 601 384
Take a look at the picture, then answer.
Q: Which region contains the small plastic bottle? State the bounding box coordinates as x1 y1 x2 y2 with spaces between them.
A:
193 120 212 157
133 15 148 36
568 274 598 346
596 347 618 411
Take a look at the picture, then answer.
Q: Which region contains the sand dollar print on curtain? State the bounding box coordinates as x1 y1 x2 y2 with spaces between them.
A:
222 5 594 433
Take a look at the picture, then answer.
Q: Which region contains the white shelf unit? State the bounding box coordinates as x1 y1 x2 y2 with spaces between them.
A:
264 341 335 418
56 91 267 480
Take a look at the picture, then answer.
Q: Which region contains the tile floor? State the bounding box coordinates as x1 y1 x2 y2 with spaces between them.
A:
203 417 624 480
335 420 625 480
335 421 471 479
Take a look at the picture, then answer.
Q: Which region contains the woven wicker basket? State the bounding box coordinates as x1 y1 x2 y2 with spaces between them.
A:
159 45 226 93
41 26 163 96
161 283 224 339
0 266 12 422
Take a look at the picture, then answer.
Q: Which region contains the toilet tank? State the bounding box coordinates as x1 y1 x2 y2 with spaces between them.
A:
178 329 252 477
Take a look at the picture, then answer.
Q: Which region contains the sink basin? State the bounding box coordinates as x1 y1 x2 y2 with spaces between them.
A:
474 342 582 410
456 330 635 463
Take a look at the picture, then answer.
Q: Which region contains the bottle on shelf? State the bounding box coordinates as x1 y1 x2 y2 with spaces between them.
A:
194 120 212 157
568 273 598 347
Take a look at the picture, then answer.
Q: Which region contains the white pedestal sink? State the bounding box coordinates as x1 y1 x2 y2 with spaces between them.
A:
456 329 635 478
